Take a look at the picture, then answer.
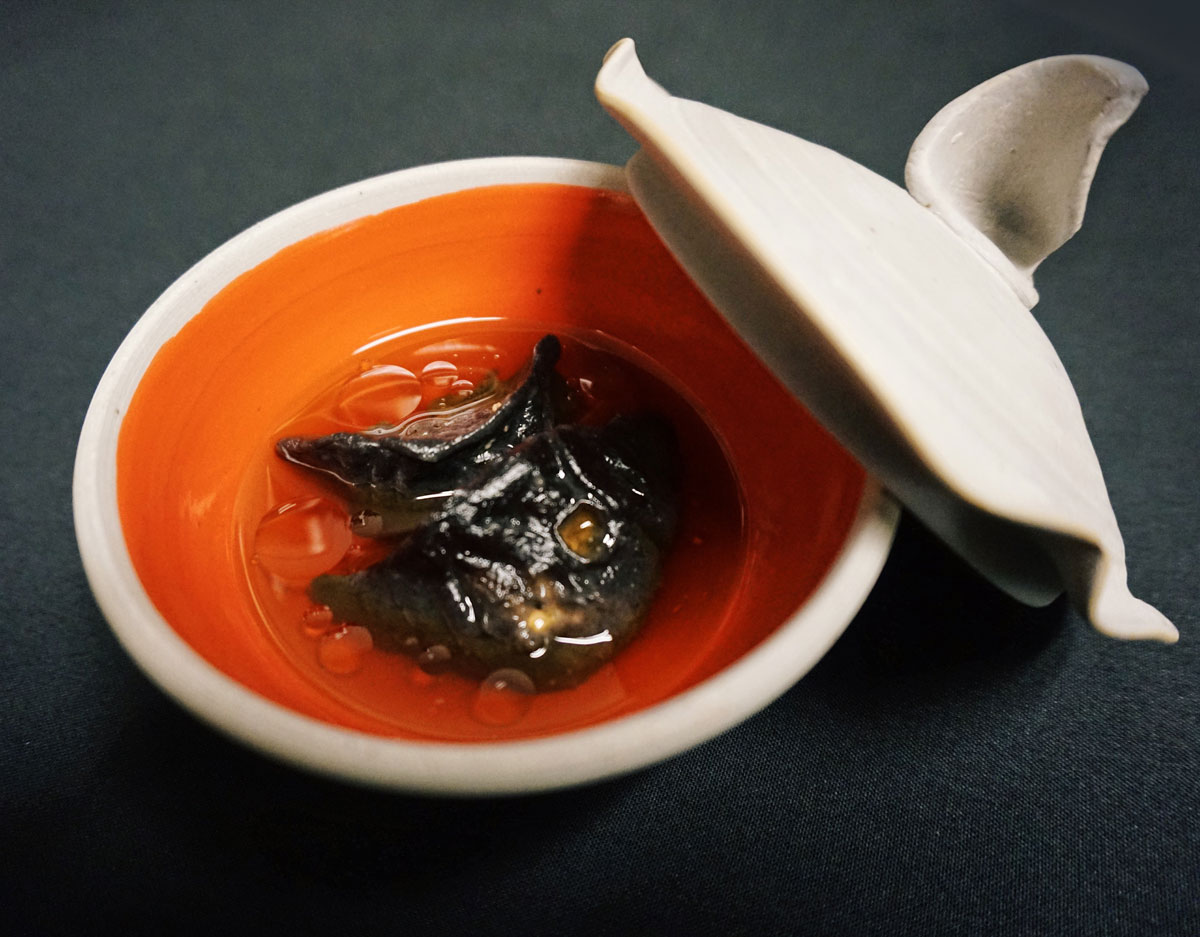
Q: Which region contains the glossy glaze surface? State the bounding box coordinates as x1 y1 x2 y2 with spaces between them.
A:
116 182 869 740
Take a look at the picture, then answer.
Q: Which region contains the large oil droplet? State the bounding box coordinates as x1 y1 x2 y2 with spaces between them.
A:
420 360 458 405
471 668 537 726
334 365 421 429
318 625 373 675
254 497 351 582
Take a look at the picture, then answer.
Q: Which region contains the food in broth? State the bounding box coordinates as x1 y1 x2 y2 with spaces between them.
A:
276 335 680 690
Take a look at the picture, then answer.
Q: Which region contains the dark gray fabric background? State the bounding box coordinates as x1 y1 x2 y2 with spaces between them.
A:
3 2 1197 934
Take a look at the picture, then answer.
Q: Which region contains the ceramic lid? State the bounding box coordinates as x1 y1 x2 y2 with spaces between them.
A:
595 38 1176 642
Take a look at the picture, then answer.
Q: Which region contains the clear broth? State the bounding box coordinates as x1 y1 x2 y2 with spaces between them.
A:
117 183 866 743
238 322 746 740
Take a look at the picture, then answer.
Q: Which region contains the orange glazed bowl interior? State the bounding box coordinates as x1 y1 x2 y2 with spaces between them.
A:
74 158 898 794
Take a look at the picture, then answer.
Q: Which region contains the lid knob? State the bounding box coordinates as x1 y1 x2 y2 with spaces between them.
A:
906 55 1149 309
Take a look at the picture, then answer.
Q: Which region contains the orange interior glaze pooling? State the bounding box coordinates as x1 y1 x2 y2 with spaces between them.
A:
118 183 866 741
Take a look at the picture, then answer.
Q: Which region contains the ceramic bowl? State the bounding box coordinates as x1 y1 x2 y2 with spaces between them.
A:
73 156 898 794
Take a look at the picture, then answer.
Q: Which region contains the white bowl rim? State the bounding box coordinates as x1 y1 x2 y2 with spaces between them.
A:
73 155 900 795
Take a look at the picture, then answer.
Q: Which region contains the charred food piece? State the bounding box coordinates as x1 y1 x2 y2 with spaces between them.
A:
276 334 568 530
310 413 680 690
276 334 681 690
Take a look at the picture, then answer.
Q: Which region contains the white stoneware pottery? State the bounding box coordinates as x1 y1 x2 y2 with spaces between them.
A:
73 156 899 794
74 41 1175 797
596 38 1176 643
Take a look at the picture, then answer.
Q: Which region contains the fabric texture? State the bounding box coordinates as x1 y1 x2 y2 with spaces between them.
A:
3 2 1197 934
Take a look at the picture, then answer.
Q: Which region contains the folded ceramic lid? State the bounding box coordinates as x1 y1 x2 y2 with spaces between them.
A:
595 38 1176 642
